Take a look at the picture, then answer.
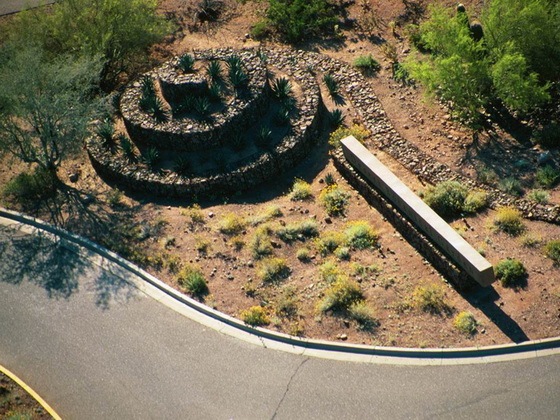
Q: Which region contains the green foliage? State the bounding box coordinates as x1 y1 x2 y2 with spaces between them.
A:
255 126 273 149
323 73 339 97
533 122 560 148
319 184 351 216
2 168 57 203
177 54 195 73
9 0 170 86
0 46 104 177
495 258 527 287
315 231 346 257
405 1 556 123
423 181 487 217
463 190 488 213
177 264 209 297
319 260 342 283
206 60 223 83
453 311 477 335
328 109 344 128
527 189 550 204
250 19 271 40
141 147 159 168
194 96 211 119
353 54 381 75
498 177 523 197
328 124 370 147
536 165 560 189
119 134 136 162
545 240 560 265
412 284 451 315
250 225 274 259
276 220 319 243
174 156 192 176
318 276 364 313
334 246 351 261
241 306 270 326
266 0 338 43
257 257 291 283
344 221 378 250
275 286 299 318
271 77 292 100
348 301 379 331
290 178 313 201
95 119 115 147
493 206 525 236
273 108 291 126
218 213 246 235
296 247 311 262
230 132 247 152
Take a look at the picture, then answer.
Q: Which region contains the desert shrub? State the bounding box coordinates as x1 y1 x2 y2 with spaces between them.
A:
499 177 523 197
328 109 344 128
464 190 488 213
296 247 311 262
257 257 291 283
348 301 379 331
519 233 541 248
266 0 338 43
275 286 299 317
273 108 291 126
423 180 468 217
323 73 339 97
315 231 346 256
324 173 337 186
106 188 123 208
334 246 351 260
173 156 192 176
533 122 560 148
493 206 525 236
2 168 57 203
206 60 222 83
351 262 379 277
241 306 270 326
527 189 550 204
476 165 498 185
495 258 527 287
319 184 351 216
318 276 364 313
249 205 283 226
276 220 319 243
353 54 381 75
412 284 451 315
345 221 378 250
177 264 208 297
250 19 271 40
319 260 342 283
250 225 274 259
194 236 210 254
453 311 477 335
182 204 205 225
218 213 246 235
328 124 370 147
290 178 313 201
545 240 560 265
535 165 560 189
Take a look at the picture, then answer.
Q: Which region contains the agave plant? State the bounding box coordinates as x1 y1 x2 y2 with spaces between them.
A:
271 77 292 100
140 95 168 123
174 155 192 176
119 134 136 162
208 83 222 103
142 147 159 168
140 76 155 97
95 119 115 146
178 54 196 73
255 126 272 149
229 67 248 89
328 109 344 128
323 73 339 97
226 55 242 71
206 60 223 83
194 96 211 118
273 108 291 126
230 132 246 152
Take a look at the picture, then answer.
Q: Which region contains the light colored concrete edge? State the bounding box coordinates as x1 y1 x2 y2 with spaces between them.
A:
1 207 560 366
0 363 62 420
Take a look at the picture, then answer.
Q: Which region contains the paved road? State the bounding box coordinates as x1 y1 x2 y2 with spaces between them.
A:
1 224 559 419
0 0 55 16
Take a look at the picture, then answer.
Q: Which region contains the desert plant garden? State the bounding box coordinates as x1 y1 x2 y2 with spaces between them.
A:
1 0 559 348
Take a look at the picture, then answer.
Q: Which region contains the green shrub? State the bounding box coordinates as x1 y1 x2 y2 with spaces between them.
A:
141 147 159 168
275 286 299 317
174 156 192 177
334 246 351 260
206 60 223 83
412 284 451 315
453 311 477 335
353 54 381 75
499 177 523 197
319 260 341 283
345 221 378 250
545 240 560 264
464 190 488 213
527 189 550 204
318 276 364 313
535 165 560 189
250 225 274 259
266 0 338 43
95 119 115 146
296 247 311 262
218 213 246 235
423 180 467 217
315 231 346 256
2 168 56 202
323 73 339 97
271 77 292 100
493 207 525 236
319 184 350 216
276 220 319 243
328 109 344 128
519 233 541 248
241 306 270 326
177 54 195 73
533 122 560 148
348 301 379 331
290 178 313 201
177 264 208 297
495 258 527 287
257 257 291 283
328 124 370 147
250 19 271 40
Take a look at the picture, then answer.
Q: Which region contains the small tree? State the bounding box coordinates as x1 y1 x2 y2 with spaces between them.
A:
0 46 104 181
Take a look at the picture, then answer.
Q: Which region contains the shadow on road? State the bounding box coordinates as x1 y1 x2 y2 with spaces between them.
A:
0 225 136 309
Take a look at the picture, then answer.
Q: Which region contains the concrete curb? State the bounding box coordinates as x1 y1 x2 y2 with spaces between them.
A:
2 207 560 365
0 363 62 420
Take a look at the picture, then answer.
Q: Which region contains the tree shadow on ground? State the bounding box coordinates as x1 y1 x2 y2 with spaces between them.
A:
460 284 530 343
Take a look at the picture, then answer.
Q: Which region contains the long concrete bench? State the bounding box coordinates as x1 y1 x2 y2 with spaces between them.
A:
341 136 495 287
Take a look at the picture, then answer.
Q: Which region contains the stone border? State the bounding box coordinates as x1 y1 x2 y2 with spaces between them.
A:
87 48 325 197
120 48 269 152
2 207 559 365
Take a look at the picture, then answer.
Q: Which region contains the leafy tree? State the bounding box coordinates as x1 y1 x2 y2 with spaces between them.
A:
267 0 338 43
8 0 170 86
0 46 105 181
406 1 558 124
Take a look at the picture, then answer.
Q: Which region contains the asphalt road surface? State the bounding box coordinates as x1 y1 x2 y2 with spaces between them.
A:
1 225 559 419
0 0 55 16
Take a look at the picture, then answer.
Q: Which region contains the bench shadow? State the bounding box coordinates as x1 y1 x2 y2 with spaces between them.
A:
460 285 530 343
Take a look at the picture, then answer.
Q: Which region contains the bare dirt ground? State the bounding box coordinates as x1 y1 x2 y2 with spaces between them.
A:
0 371 51 419
1 0 559 348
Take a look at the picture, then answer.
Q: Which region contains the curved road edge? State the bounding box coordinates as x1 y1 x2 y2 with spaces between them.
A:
2 207 559 366
0 363 62 420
